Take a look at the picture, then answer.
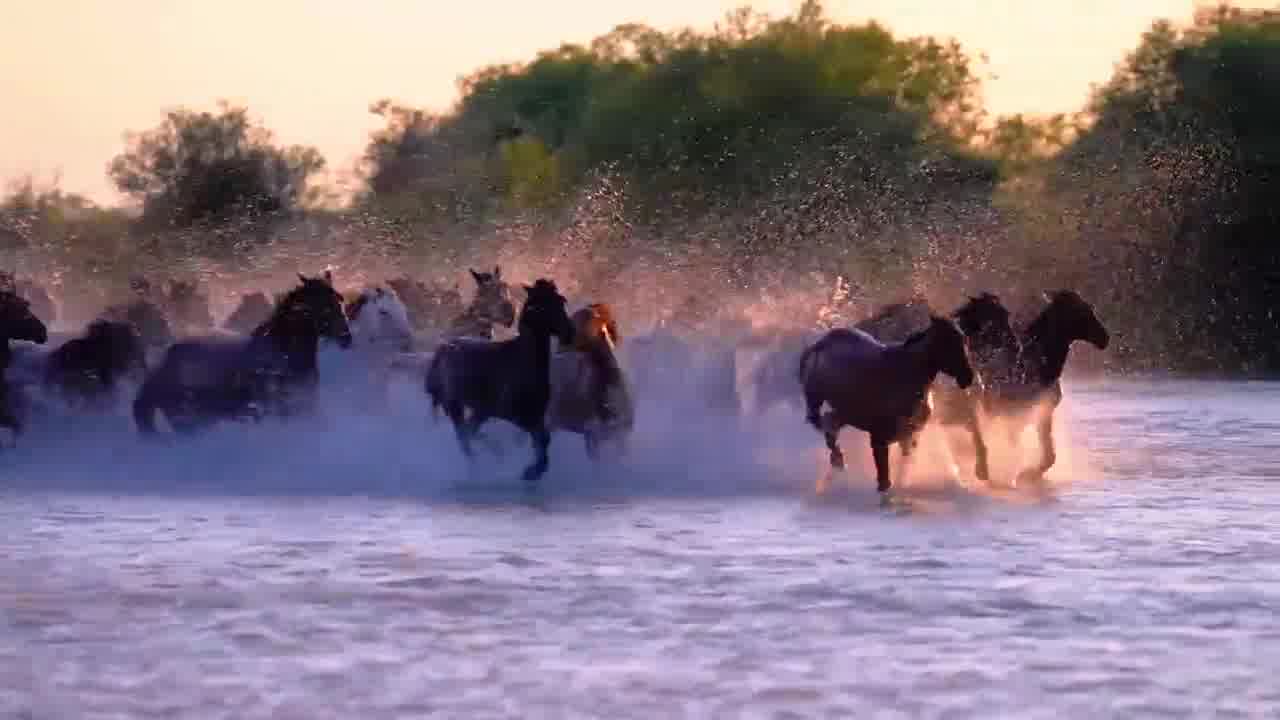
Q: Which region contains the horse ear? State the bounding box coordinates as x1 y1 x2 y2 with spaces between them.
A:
323 270 333 284
470 269 482 283
299 273 309 285
494 266 501 279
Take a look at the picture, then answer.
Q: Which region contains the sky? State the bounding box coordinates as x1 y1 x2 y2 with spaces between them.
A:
0 0 1258 204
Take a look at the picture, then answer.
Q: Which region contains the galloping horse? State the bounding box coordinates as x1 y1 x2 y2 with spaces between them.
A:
547 303 634 459
344 285 415 410
444 267 517 341
100 276 175 352
223 292 273 334
133 272 352 435
163 278 215 334
0 289 49 441
922 293 1023 483
38 320 147 410
974 290 1109 484
426 279 576 485
386 276 463 333
798 315 975 493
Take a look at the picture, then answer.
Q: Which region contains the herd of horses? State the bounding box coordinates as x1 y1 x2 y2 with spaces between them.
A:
0 266 1110 492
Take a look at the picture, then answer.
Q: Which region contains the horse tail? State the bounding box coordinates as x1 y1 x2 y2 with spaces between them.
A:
132 370 165 436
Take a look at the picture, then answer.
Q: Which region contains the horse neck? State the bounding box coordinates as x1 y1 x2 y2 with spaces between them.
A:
584 340 624 388
1021 310 1073 386
512 324 555 382
889 332 944 387
257 314 321 372
453 301 498 337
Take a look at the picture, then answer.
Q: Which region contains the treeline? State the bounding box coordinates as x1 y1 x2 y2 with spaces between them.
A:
2 2 1278 373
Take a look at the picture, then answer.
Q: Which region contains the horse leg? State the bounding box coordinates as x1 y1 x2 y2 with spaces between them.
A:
522 424 552 486
963 406 991 484
897 432 921 487
446 405 476 458
822 419 844 469
1020 412 1057 485
871 438 892 493
814 415 843 495
803 387 824 430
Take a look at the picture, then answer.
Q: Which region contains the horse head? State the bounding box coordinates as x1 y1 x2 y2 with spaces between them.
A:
0 288 48 348
571 303 621 353
262 272 352 348
1043 290 1110 350
926 314 975 390
0 290 48 345
348 285 414 352
470 266 517 329
520 279 574 347
953 292 1020 362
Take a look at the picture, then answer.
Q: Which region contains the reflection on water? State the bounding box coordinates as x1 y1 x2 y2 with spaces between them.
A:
3 379 1280 717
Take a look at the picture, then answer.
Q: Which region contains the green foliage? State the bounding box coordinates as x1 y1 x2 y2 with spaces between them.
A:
1039 4 1280 373
109 102 325 230
360 0 995 226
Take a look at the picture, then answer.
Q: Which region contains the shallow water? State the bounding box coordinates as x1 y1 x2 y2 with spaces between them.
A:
3 378 1279 718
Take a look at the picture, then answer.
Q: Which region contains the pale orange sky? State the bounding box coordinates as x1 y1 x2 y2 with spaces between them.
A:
0 0 1257 204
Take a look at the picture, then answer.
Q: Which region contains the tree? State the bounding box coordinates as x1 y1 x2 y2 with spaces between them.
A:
1041 5 1280 373
359 2 994 215
109 102 325 229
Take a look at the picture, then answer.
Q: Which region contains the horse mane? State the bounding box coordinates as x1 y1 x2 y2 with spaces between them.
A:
253 279 318 337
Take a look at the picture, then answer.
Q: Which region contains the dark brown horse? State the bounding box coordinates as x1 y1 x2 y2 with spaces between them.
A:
223 292 273 334
133 272 352 436
547 303 634 459
798 315 975 493
0 272 57 327
976 290 1109 485
41 319 147 409
100 276 175 351
909 293 1022 484
0 289 49 441
426 279 576 485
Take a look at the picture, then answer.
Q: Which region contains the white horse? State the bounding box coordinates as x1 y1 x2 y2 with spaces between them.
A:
343 285 415 411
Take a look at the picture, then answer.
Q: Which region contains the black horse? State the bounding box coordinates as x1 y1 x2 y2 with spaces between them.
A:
798 315 975 493
133 272 352 435
426 278 576 484
0 289 50 440
0 271 57 327
41 320 148 409
916 293 1022 484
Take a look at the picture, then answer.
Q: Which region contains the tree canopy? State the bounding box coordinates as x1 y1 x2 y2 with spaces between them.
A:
109 103 325 229
360 0 996 228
